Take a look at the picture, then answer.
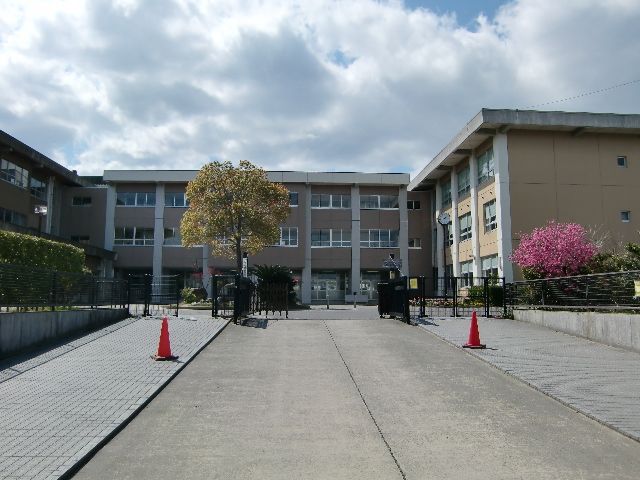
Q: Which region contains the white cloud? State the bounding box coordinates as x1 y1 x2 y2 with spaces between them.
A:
0 0 639 176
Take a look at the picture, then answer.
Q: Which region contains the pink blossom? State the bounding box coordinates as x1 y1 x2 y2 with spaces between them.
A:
510 221 598 278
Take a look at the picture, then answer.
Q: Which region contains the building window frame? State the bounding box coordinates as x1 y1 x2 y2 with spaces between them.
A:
441 180 452 208
621 210 631 223
311 193 351 209
0 158 29 189
360 194 399 210
360 229 399 248
477 148 495 185
460 260 473 287
311 229 351 248
163 227 182 246
481 254 499 278
114 226 154 246
617 156 628 168
0 206 27 227
408 238 421 249
483 199 497 232
278 226 298 247
288 191 299 207
164 192 189 207
457 166 470 198
72 196 92 206
407 200 421 210
70 235 91 244
29 177 47 201
116 192 156 207
458 212 472 242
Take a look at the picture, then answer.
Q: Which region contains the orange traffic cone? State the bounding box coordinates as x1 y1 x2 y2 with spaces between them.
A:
152 316 178 361
463 310 486 349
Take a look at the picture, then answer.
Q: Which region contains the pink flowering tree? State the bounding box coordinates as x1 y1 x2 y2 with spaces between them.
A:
510 221 598 279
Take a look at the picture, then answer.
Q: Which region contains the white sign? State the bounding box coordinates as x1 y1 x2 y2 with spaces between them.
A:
242 257 248 277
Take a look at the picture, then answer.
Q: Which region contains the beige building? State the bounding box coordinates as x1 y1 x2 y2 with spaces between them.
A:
409 109 640 282
99 170 431 303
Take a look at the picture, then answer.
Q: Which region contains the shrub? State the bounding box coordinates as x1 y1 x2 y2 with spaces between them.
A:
0 230 85 272
181 287 208 304
510 221 598 279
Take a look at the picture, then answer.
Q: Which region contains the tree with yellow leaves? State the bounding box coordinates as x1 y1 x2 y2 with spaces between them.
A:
181 161 290 273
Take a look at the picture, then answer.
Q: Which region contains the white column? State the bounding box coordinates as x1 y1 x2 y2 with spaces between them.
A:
398 186 409 277
103 185 117 278
350 185 361 296
301 184 312 304
45 176 55 234
152 183 165 279
435 182 444 279
493 133 514 282
469 153 481 278
450 170 459 276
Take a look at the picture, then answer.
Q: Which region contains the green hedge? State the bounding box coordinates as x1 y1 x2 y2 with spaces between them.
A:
0 230 86 272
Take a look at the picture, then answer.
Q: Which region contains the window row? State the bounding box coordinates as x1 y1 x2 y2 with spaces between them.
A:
0 158 29 189
115 192 191 207
457 256 499 285
311 229 351 247
312 194 351 209
0 207 27 227
360 229 399 248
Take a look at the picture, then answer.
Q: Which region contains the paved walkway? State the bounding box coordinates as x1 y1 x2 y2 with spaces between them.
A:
75 309 640 479
0 312 228 480
419 316 640 442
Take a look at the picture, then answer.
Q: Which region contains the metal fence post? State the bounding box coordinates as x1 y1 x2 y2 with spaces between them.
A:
452 277 457 317
211 274 218 317
126 276 132 316
234 274 240 324
143 274 151 316
176 282 180 317
403 276 410 324
420 275 426 318
50 271 57 311
484 277 490 318
502 277 507 318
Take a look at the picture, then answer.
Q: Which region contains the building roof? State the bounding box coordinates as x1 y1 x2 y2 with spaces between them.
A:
409 109 640 191
103 170 410 186
0 130 90 187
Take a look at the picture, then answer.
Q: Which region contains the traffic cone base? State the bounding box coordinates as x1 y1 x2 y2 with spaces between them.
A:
462 310 486 349
152 316 179 361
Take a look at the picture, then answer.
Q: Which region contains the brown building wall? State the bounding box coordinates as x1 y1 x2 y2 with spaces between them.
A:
407 191 431 276
508 130 640 250
59 186 107 247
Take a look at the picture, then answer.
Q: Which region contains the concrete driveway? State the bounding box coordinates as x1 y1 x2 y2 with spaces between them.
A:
74 310 640 479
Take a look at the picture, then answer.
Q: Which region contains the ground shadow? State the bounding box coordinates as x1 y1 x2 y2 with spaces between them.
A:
240 317 270 329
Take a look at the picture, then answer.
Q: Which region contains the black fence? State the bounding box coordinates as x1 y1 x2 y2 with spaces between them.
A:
508 270 640 310
378 275 508 320
211 274 289 323
0 263 127 311
127 274 180 317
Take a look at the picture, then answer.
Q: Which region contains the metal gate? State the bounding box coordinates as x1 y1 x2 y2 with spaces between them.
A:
408 276 507 319
127 274 180 317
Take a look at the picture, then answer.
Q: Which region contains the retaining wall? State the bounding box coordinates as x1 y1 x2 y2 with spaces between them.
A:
0 308 129 358
513 309 640 353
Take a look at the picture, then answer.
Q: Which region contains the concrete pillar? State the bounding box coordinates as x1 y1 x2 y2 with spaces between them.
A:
469 153 481 278
398 186 409 277
450 170 459 276
493 133 514 282
103 185 117 278
45 176 55 234
202 245 211 298
435 182 444 279
351 185 361 296
301 184 312 304
152 183 165 279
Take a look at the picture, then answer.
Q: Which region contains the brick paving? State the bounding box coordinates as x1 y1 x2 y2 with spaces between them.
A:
419 316 640 442
0 313 228 480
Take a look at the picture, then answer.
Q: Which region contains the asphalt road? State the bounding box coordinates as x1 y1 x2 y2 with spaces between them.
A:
74 313 640 479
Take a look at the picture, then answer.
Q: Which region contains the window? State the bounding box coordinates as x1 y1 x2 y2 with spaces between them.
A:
0 158 29 189
457 166 470 197
360 195 398 209
0 207 27 226
116 192 155 206
114 227 154 246
484 199 497 232
441 180 451 207
459 212 472 241
460 260 473 287
311 229 351 247
70 235 90 244
444 224 453 247
360 229 399 248
481 255 499 277
408 238 421 248
163 228 182 245
72 196 92 206
288 192 299 207
165 192 189 207
311 194 350 209
477 148 495 184
278 227 298 246
407 200 421 210
617 156 628 167
621 210 631 223
30 177 47 201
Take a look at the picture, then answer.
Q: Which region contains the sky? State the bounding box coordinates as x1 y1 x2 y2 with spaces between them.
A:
1 0 639 177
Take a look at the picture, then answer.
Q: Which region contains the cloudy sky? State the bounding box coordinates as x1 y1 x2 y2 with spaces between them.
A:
1 0 639 177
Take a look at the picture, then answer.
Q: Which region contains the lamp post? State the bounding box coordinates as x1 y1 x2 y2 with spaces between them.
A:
34 205 48 235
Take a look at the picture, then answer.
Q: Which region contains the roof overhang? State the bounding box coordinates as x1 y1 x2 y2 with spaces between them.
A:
409 109 640 191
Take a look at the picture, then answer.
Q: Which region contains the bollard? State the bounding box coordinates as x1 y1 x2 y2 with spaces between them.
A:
326 295 330 310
